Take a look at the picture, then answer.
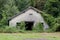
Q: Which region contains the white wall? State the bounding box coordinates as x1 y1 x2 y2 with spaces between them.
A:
9 9 49 29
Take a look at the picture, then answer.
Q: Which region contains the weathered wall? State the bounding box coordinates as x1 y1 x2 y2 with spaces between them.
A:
9 9 49 29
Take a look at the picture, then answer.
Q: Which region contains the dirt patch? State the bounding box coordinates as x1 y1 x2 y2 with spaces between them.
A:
24 38 47 40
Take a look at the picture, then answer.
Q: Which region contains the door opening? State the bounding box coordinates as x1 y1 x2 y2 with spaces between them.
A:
25 21 34 31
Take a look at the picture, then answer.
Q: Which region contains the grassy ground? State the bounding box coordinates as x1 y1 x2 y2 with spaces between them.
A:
0 32 60 40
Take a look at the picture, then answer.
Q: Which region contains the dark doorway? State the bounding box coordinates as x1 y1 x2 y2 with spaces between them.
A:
25 21 34 30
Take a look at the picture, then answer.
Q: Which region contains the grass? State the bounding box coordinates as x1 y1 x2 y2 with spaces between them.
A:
0 32 60 40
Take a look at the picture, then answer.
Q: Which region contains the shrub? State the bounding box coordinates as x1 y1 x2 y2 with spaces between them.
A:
42 13 55 28
17 21 26 30
0 27 5 33
33 23 44 32
46 23 60 32
41 12 60 32
16 21 26 33
44 0 60 17
51 23 60 32
0 26 19 33
4 27 19 33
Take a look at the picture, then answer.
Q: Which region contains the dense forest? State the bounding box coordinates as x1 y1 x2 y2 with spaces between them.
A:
0 0 60 32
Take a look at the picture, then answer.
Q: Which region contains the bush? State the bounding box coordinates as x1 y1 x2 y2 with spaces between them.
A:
41 12 60 32
0 26 19 33
33 23 44 32
4 27 19 33
16 21 26 33
44 0 60 17
42 13 55 28
51 23 60 32
46 23 60 32
17 21 26 30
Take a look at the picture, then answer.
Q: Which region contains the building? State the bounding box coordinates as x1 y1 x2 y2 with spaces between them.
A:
8 6 49 30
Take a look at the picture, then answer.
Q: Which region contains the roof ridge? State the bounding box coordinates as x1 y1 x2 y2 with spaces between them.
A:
8 6 44 21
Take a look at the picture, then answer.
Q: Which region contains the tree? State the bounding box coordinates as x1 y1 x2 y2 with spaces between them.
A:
15 0 31 11
0 0 7 20
34 0 46 10
0 0 19 26
3 0 19 18
44 0 60 17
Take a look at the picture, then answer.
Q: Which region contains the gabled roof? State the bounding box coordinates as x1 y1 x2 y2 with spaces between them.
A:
8 6 44 21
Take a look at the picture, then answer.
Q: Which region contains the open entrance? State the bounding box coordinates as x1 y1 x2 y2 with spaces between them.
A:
25 21 34 31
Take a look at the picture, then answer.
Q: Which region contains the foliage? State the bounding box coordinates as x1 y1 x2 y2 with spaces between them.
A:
42 12 55 28
56 17 60 24
43 0 60 32
41 12 60 32
17 21 26 32
0 0 19 26
15 0 31 11
46 23 60 32
4 27 19 33
33 23 44 32
0 26 19 33
3 0 19 18
17 22 25 30
34 0 46 10
52 23 60 32
51 17 60 32
44 0 60 17
0 0 60 32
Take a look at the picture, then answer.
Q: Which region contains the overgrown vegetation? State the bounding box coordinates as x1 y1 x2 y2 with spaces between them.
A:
0 22 44 33
33 23 44 32
0 0 60 33
0 26 19 33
